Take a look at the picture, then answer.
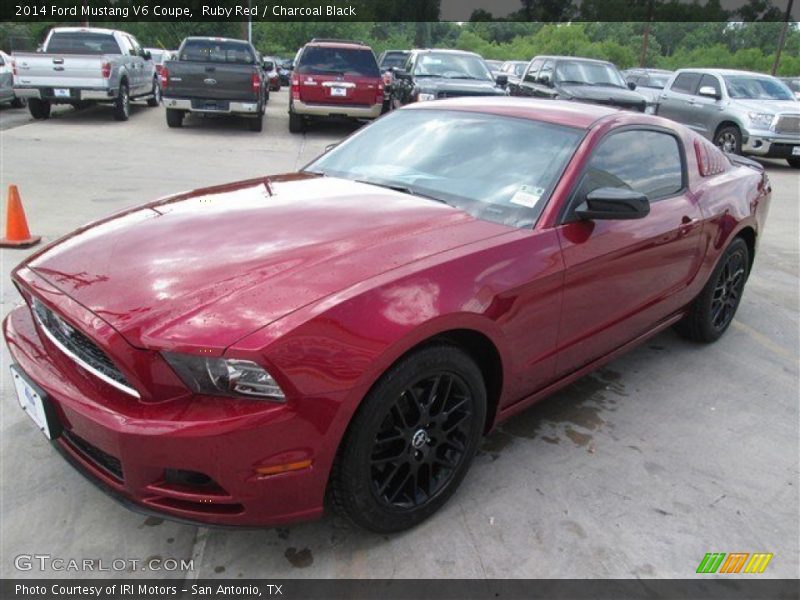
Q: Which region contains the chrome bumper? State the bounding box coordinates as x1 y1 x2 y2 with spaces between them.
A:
163 98 260 115
292 100 382 119
742 131 800 157
14 87 115 101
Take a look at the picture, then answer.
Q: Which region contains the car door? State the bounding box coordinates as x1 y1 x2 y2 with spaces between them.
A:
514 58 542 97
132 35 156 91
690 73 724 137
657 71 701 125
553 127 704 374
119 35 142 93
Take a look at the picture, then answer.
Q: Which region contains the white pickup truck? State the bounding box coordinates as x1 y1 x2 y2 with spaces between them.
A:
13 27 160 121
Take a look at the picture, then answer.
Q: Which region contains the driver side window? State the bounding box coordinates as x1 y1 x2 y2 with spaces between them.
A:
567 130 685 220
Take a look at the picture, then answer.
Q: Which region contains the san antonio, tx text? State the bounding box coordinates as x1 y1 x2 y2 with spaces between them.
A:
15 583 283 597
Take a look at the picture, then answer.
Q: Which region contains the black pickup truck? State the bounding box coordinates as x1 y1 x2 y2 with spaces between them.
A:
161 37 266 132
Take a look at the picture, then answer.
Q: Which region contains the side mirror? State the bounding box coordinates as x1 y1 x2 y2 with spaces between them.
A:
393 68 410 80
698 85 720 100
143 50 152 61
538 74 552 87
495 73 508 87
575 187 650 221
627 81 636 90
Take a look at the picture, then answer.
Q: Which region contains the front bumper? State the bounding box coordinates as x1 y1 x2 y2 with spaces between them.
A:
3 305 341 527
742 129 800 158
163 97 261 116
14 87 116 102
292 99 382 119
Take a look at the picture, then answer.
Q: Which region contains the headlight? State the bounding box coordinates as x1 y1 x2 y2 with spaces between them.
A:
748 112 774 128
417 92 436 102
163 352 286 402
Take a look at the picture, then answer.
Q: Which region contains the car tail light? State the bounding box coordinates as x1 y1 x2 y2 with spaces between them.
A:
375 83 384 104
251 72 261 93
160 66 169 89
291 77 300 100
155 64 164 76
101 61 111 79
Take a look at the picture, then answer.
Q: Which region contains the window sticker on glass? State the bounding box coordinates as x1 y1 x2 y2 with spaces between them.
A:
509 185 545 208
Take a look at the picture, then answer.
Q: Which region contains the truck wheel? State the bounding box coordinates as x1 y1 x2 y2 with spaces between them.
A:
248 114 264 132
166 108 184 128
146 79 161 107
714 125 741 155
11 97 27 109
288 110 305 133
28 98 51 119
787 158 800 169
113 82 130 121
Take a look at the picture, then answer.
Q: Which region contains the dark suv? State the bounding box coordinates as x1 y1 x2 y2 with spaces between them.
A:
288 39 383 133
510 55 646 112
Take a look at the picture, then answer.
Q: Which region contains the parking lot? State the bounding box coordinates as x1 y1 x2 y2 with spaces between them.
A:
0 91 798 579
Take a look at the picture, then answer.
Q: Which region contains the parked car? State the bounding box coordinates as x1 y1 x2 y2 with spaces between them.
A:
511 55 647 112
277 57 293 85
485 59 504 78
377 49 410 111
262 57 281 91
656 68 800 168
0 51 25 108
500 60 528 89
390 49 508 108
4 98 770 532
288 38 384 133
779 76 800 100
12 27 160 120
161 37 266 132
145 47 173 80
622 68 673 113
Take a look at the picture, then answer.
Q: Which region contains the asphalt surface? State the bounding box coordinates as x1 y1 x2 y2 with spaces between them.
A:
0 93 798 579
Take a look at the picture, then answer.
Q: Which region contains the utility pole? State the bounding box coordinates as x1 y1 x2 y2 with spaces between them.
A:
640 0 655 67
771 0 794 76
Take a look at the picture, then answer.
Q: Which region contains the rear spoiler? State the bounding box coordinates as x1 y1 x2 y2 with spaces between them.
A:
726 153 764 172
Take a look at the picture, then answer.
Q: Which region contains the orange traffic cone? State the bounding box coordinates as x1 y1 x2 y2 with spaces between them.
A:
0 185 41 248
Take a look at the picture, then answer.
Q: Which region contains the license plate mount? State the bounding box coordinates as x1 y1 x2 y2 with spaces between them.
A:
53 88 70 98
11 365 60 440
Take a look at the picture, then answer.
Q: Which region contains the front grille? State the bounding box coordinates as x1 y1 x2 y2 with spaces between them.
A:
31 298 138 397
63 430 124 481
775 114 800 135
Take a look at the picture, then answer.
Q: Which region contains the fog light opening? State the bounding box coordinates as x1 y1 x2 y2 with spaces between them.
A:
254 459 313 477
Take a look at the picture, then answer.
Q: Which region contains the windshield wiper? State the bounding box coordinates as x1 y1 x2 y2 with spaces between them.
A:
558 80 587 86
355 179 450 206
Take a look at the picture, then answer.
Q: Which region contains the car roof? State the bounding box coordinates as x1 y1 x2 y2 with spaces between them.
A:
306 39 370 50
406 97 623 129
50 27 119 35
534 55 613 65
675 67 776 77
413 48 482 58
183 36 250 44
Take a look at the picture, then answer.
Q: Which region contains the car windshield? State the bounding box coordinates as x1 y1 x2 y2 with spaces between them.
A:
297 46 380 77
381 53 408 68
264 60 275 70
723 75 794 100
47 32 121 55
413 53 493 81
645 74 670 88
556 61 626 87
305 109 583 229
508 62 527 77
180 39 254 64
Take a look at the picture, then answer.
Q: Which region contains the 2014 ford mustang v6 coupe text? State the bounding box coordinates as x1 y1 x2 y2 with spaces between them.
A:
4 98 771 532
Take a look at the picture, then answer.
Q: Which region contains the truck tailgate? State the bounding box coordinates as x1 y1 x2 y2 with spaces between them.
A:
13 52 107 89
164 61 257 101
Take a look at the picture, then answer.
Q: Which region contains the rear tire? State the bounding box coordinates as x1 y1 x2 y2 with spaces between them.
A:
330 344 486 533
675 237 749 343
28 98 50 119
787 158 800 169
113 82 130 121
248 114 263 132
166 108 184 128
288 109 305 133
146 79 161 107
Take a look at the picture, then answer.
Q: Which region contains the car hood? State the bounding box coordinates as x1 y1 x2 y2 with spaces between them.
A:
560 84 646 107
731 99 800 114
416 77 506 95
27 174 508 351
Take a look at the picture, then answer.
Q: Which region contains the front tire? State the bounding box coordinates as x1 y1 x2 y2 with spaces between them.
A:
676 237 749 343
714 125 742 155
113 82 130 121
330 345 486 533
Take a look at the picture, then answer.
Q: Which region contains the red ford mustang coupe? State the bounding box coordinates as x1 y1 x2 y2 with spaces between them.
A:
5 98 771 532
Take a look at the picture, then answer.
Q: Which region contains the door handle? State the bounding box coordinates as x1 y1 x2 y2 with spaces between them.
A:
679 216 697 236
